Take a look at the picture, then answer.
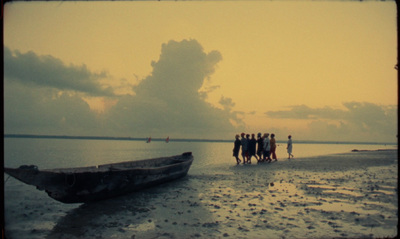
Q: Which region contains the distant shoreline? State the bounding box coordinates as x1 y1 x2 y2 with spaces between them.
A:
3 134 397 146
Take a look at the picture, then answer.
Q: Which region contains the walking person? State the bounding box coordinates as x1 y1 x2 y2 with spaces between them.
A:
248 134 257 164
263 133 271 162
270 133 278 161
256 133 264 163
240 133 248 164
245 134 252 163
287 135 294 159
232 134 241 164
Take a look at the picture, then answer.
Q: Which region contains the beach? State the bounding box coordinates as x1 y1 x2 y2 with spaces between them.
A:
4 149 398 239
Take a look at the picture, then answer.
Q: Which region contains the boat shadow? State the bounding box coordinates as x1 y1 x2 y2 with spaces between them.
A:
46 175 215 239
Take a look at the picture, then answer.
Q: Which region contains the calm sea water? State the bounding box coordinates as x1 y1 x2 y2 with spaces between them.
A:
4 138 397 173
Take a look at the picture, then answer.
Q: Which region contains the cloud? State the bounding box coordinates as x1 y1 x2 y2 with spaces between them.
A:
266 104 345 120
199 85 220 100
133 40 222 101
4 40 241 139
4 80 100 135
6 39 394 142
4 47 114 96
265 102 397 142
219 96 235 111
103 39 240 138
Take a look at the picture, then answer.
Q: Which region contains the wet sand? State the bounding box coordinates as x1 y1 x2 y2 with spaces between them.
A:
4 149 398 239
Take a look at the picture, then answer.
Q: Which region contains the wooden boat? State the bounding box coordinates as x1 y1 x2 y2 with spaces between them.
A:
4 152 194 204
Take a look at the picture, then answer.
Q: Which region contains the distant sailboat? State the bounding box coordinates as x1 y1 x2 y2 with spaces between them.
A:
146 137 151 143
166 136 170 143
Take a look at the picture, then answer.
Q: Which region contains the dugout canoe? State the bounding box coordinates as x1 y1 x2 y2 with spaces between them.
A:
4 152 194 204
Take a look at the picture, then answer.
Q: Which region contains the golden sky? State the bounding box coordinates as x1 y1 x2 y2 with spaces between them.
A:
3 1 398 142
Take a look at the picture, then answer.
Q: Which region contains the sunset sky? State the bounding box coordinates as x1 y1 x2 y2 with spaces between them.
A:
3 1 398 143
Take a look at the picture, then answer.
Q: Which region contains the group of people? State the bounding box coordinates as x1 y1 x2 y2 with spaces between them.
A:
233 133 293 165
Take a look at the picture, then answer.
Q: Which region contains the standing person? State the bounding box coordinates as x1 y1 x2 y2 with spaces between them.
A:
270 134 277 161
256 133 264 162
263 133 271 162
287 135 294 159
232 134 241 164
248 134 257 164
240 133 248 164
245 134 251 163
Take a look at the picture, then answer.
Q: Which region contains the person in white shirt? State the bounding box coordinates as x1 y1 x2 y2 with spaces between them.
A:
240 133 248 164
263 133 271 162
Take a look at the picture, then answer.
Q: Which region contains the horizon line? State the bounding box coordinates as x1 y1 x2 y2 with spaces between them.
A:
3 133 397 145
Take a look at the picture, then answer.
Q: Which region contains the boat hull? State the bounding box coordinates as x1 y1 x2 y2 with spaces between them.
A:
4 152 194 203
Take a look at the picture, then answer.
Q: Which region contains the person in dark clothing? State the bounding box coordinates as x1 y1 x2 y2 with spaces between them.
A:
270 133 278 161
248 134 257 164
256 132 264 162
245 134 251 163
240 133 248 164
232 134 241 164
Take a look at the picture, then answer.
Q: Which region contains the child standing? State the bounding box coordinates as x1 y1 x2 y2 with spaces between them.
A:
287 135 294 159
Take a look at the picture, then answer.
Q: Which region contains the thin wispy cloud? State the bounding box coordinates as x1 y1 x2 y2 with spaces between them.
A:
265 102 397 142
267 104 346 120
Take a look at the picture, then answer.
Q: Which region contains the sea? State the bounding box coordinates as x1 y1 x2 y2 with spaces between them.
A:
3 137 397 173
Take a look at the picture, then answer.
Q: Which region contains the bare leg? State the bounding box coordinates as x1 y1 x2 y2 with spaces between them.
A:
236 157 241 164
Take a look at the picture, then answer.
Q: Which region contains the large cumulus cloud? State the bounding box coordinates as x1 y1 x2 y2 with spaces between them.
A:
103 39 240 138
4 40 241 139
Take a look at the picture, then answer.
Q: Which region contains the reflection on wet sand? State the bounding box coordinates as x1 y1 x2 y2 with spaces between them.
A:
46 176 217 239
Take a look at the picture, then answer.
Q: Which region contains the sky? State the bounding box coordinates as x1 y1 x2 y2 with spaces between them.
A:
3 1 398 143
